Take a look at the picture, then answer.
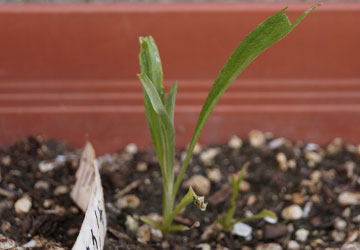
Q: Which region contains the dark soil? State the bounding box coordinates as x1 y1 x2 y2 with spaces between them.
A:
0 134 360 249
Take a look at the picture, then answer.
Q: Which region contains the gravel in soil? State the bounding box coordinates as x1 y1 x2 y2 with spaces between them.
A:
0 132 360 250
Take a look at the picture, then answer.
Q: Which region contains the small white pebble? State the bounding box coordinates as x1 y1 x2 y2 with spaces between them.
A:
228 135 242 149
53 185 69 196
338 192 360 206
255 243 282 250
136 162 148 172
281 205 303 220
295 228 309 242
232 222 252 237
206 168 222 183
249 130 266 148
183 175 211 196
287 240 300 250
334 217 347 231
125 143 137 154
200 148 220 166
15 196 32 214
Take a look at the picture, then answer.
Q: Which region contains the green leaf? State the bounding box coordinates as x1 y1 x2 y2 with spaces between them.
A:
165 81 178 124
140 216 162 229
234 209 277 225
173 4 320 197
169 224 190 232
138 72 176 221
224 163 250 228
139 36 166 177
139 36 164 100
138 73 175 185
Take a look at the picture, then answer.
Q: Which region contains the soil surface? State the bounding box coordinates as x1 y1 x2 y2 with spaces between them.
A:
0 133 360 249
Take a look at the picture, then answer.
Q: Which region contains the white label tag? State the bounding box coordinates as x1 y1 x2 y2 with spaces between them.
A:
71 142 107 250
71 142 96 212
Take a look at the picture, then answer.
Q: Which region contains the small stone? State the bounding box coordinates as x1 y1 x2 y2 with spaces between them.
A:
334 218 347 231
341 243 360 250
276 152 288 171
161 241 170 249
342 208 351 219
1 155 11 166
136 162 148 172
116 194 140 209
206 168 222 183
53 185 69 196
338 192 360 206
200 243 211 250
327 137 343 155
231 222 252 237
268 137 286 149
346 230 359 242
305 151 322 167
125 215 138 235
192 143 203 155
23 236 47 248
292 193 305 205
34 180 50 190
287 240 300 250
0 234 16 249
263 224 288 240
15 196 32 214
43 199 54 208
43 205 66 216
137 224 151 243
345 161 356 179
66 228 79 236
1 221 10 233
256 243 282 250
352 214 360 223
288 159 297 170
247 195 257 206
295 228 309 242
331 230 346 242
183 175 211 196
69 206 79 214
311 238 325 248
228 136 242 149
125 143 137 154
150 227 163 242
239 181 251 192
249 130 266 148
310 170 322 183
200 148 220 166
281 205 303 220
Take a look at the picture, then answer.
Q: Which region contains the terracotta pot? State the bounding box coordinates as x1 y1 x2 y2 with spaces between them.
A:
0 3 359 154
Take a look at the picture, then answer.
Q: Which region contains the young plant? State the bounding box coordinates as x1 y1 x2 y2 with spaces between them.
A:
138 5 319 237
217 163 277 231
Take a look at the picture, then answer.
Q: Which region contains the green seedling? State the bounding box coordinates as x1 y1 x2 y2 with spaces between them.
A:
217 163 277 231
138 5 319 237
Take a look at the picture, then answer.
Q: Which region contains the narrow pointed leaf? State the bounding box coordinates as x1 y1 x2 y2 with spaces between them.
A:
140 216 162 229
169 224 190 232
174 5 320 197
138 72 175 199
165 81 178 124
234 209 277 225
139 36 164 100
139 36 165 174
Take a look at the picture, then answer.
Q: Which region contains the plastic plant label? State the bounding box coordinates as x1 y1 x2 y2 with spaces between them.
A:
71 142 96 212
71 142 107 250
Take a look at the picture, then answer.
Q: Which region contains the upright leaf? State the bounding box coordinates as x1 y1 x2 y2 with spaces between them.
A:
165 81 178 124
174 5 320 196
138 73 175 193
139 36 166 174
